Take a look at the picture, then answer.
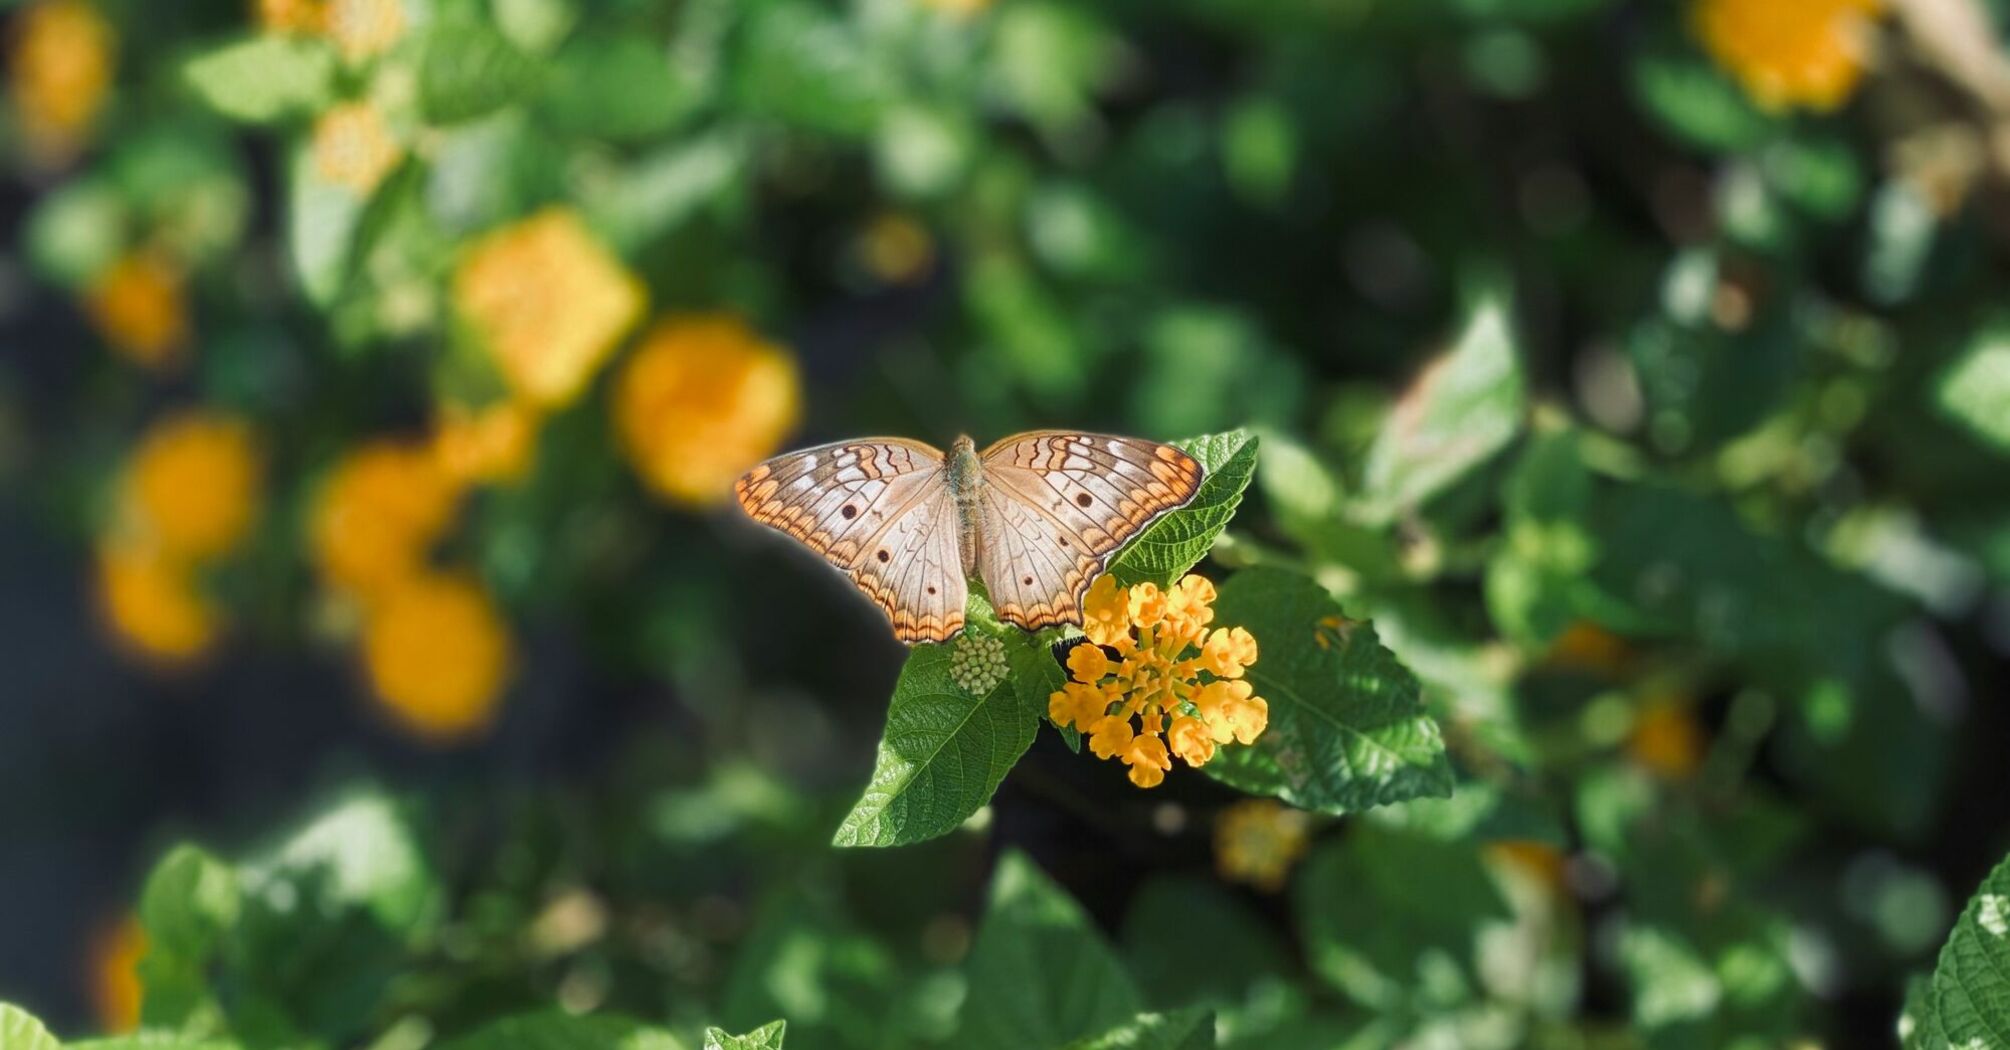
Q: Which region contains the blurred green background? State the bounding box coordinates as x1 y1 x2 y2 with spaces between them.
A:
4 0 2010 1046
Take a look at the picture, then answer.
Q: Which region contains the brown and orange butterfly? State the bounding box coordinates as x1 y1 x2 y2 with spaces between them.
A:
734 431 1204 644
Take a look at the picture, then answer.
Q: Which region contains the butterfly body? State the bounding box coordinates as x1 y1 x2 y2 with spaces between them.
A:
945 435 985 578
735 431 1203 645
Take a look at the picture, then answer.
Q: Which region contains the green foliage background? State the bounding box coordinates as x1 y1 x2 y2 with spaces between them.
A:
6 0 2010 1047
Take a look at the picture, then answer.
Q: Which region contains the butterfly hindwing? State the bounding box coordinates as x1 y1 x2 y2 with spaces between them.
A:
735 439 967 644
976 431 1203 631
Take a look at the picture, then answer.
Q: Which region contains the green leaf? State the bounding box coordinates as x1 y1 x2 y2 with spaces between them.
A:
139 845 240 962
541 32 691 142
1938 333 2010 455
1914 848 2010 1048
1294 824 1510 1009
1106 429 1259 588
287 144 369 307
250 790 434 929
1630 47 1773 152
832 629 1042 847
0 1004 60 1050
704 1021 786 1050
1204 568 1453 814
24 177 125 287
419 16 544 125
182 35 335 124
959 852 1144 1050
1357 297 1525 522
1063 1007 1215 1049
437 1011 686 1050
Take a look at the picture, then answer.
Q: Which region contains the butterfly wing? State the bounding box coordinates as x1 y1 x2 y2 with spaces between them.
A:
735 439 968 644
976 431 1203 631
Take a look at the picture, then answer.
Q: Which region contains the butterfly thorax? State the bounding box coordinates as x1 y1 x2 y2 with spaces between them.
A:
947 435 984 577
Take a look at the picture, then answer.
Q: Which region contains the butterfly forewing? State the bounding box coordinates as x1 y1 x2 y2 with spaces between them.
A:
735 439 968 644
976 431 1203 631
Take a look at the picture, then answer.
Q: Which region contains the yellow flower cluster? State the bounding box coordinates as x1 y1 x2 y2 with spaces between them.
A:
1048 574 1267 788
614 314 802 507
88 914 146 1035
96 412 261 664
1213 799 1312 892
361 572 511 741
85 251 189 370
307 438 516 742
255 0 323 33
1627 696 1706 780
8 0 114 165
454 208 647 410
312 100 402 196
310 439 458 599
1693 0 1882 112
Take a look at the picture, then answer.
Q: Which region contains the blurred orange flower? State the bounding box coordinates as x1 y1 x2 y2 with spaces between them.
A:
121 412 260 561
8 0 114 164
325 0 403 62
1543 621 1632 677
454 209 645 409
1214 799 1311 891
1693 0 1882 112
1050 574 1267 788
309 440 459 599
85 251 189 370
96 539 218 663
1627 697 1706 779
255 0 324 33
362 572 511 741
434 400 539 486
312 100 401 195
87 913 146 1034
614 314 801 507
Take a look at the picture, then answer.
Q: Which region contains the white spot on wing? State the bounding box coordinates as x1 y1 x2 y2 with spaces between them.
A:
1980 893 2010 936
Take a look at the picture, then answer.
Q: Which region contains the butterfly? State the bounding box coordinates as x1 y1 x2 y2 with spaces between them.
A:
734 431 1204 644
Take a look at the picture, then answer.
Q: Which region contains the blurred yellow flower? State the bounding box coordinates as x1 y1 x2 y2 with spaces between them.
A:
309 440 459 599
121 412 260 561
1485 840 1571 898
1049 573 1267 788
312 100 401 196
614 314 801 507
255 0 324 33
857 213 936 285
85 251 189 370
1214 800 1311 892
1543 620 1632 676
96 539 218 663
454 209 645 409
1693 0 1882 112
325 0 403 62
434 400 539 486
1627 696 1706 779
362 572 511 741
87 914 146 1034
8 0 114 164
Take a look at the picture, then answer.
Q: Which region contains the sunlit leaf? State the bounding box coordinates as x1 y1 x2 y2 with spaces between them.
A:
705 1020 786 1050
832 629 1042 847
183 36 335 124
0 1004 60 1050
1356 298 1525 522
1204 568 1453 815
1107 430 1259 588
